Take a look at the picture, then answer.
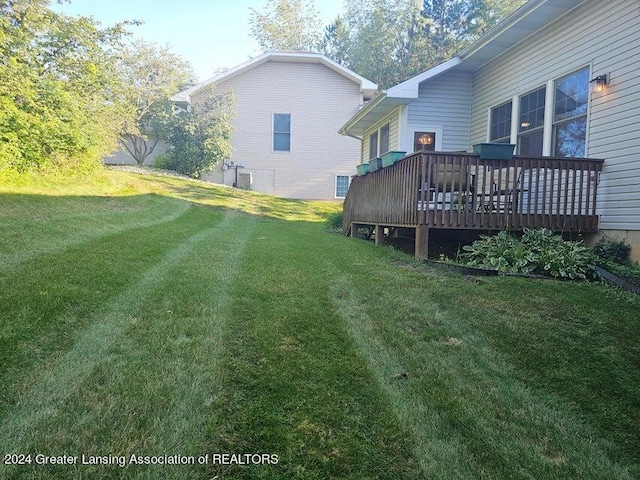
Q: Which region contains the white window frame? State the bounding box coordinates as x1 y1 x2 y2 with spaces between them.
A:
368 130 379 160
335 175 351 199
272 113 291 152
486 65 591 158
407 125 443 152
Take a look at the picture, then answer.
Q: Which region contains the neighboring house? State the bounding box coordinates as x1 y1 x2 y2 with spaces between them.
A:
171 52 377 200
339 0 640 259
104 136 169 166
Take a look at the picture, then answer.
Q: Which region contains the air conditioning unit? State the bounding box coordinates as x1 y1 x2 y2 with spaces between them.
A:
237 172 252 189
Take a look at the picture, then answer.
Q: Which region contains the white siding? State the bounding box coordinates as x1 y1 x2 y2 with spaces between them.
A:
408 70 473 151
191 61 363 200
470 0 640 231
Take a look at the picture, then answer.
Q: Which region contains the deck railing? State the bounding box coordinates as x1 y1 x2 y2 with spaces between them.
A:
343 152 603 235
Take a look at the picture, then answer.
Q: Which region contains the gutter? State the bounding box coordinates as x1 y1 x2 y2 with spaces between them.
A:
338 90 388 136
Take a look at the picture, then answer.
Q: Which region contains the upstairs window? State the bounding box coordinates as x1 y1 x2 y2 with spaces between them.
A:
490 101 512 143
553 67 588 157
273 113 291 151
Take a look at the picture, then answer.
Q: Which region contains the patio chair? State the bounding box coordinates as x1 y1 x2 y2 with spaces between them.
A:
476 166 523 213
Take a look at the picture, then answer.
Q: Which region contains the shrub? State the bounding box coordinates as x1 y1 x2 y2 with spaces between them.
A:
326 211 343 231
462 228 594 279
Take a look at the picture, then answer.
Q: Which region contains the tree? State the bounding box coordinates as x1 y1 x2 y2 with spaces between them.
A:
160 86 235 179
421 0 526 60
323 0 433 89
249 0 323 52
321 0 526 89
0 0 134 172
117 40 193 165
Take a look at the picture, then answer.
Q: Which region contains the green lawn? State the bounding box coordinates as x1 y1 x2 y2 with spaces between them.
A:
1 168 638 479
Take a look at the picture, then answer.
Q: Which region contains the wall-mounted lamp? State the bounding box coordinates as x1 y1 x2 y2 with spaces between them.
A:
590 74 608 93
417 133 433 147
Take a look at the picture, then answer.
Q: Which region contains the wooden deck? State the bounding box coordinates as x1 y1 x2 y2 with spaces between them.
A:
343 152 604 258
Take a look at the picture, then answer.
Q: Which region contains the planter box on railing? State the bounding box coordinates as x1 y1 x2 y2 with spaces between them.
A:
369 157 383 172
472 143 516 160
381 151 407 167
356 163 370 176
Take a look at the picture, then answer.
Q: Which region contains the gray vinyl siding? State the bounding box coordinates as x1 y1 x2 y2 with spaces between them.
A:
408 70 473 151
469 0 640 230
190 61 363 200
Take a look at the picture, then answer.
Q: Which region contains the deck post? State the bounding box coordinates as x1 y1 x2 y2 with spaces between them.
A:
350 223 359 238
415 226 429 260
374 225 385 245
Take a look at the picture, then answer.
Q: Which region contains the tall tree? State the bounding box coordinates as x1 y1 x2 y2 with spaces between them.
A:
321 0 526 89
249 0 323 52
0 0 134 172
117 40 193 165
323 0 433 89
422 0 526 60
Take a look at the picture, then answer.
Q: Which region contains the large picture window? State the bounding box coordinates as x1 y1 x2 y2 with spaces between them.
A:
273 113 291 151
518 87 546 156
490 101 512 143
553 68 588 157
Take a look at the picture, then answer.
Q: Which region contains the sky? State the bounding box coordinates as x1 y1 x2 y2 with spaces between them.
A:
51 0 346 83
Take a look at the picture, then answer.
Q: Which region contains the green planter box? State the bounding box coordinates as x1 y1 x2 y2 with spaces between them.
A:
356 163 370 176
472 143 515 160
369 157 382 172
381 151 407 167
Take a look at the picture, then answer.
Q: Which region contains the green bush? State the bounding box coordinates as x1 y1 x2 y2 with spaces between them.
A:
462 228 594 279
152 153 174 170
326 211 343 231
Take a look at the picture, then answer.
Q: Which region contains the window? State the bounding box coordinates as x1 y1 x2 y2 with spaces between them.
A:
368 131 378 159
379 123 390 155
273 113 291 151
553 68 588 157
518 87 546 156
414 132 436 151
490 101 512 143
336 175 350 198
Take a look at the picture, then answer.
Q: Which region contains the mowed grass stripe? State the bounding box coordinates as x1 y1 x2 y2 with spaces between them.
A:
1 211 256 480
205 220 423 479
0 206 238 476
0 203 216 415
326 246 634 479
0 193 191 272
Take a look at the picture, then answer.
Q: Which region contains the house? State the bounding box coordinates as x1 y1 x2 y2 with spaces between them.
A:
339 0 640 259
170 52 377 200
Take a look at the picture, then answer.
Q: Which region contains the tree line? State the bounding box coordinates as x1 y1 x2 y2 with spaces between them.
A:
251 0 526 89
0 0 232 177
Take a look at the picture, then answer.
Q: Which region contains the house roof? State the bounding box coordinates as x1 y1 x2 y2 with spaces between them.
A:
171 51 378 104
339 0 585 138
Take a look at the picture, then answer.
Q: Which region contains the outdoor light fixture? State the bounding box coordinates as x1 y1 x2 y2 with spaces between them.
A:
590 74 608 93
417 133 433 147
